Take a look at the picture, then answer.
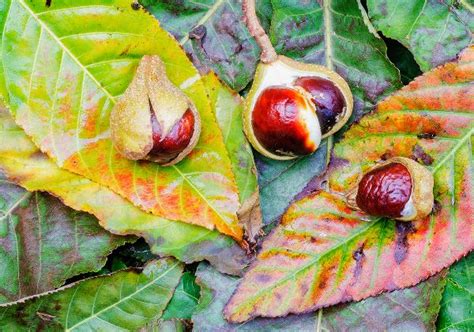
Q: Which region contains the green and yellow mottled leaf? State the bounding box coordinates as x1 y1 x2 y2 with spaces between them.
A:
203 73 258 206
0 106 248 275
0 170 131 304
0 0 243 240
224 47 474 323
0 258 183 331
202 73 262 240
367 0 473 71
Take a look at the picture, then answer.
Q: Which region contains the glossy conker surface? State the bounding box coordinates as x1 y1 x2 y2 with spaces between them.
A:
346 157 434 221
252 86 320 157
150 108 195 164
356 163 412 218
294 77 346 136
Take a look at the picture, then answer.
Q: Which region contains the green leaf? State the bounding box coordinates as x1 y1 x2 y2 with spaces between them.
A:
140 0 260 91
255 145 328 225
203 73 258 206
1 0 243 240
0 171 131 304
193 263 445 331
437 252 474 331
0 258 183 331
0 106 248 276
202 73 262 239
367 0 473 71
224 47 474 323
256 0 273 31
162 272 200 320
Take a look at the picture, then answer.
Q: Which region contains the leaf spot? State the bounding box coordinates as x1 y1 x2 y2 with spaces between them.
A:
411 144 434 166
394 222 415 264
189 25 207 42
352 243 365 281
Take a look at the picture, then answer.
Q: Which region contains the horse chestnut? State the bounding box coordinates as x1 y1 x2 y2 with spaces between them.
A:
243 56 353 160
251 86 321 158
111 55 201 166
150 108 196 164
347 157 434 221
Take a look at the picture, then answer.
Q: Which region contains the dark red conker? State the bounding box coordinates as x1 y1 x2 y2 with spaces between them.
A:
356 162 412 218
294 77 346 136
251 86 320 157
150 108 195 163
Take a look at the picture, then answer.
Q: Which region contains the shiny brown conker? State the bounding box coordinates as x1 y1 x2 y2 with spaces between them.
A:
347 157 434 221
251 86 321 158
356 162 412 218
242 56 353 160
150 108 195 164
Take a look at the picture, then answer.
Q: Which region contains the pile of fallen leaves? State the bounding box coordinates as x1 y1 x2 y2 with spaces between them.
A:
0 0 471 330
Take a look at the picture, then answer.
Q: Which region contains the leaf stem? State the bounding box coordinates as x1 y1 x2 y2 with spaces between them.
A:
242 0 278 63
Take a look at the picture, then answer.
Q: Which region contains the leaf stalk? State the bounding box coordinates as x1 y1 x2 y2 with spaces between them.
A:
242 0 278 63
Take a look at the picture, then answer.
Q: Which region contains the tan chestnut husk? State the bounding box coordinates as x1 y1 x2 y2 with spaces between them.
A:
110 55 201 166
346 157 434 221
243 55 353 160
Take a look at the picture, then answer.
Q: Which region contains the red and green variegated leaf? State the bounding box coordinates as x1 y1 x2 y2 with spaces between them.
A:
195 263 445 331
225 190 471 322
224 47 474 323
0 0 242 240
0 106 248 276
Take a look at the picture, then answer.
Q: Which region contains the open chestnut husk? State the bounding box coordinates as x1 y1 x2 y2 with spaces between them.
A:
346 157 434 221
243 56 353 160
111 55 201 166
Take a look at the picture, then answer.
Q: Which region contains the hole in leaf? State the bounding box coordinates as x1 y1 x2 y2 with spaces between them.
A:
382 35 422 85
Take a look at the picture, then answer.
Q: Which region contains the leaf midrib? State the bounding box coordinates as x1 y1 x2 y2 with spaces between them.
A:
0 191 31 222
172 166 235 232
231 218 379 313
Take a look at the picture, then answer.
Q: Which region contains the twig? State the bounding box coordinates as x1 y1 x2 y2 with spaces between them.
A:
242 0 278 63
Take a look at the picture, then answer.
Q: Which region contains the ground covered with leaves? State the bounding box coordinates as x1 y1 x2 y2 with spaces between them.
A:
0 0 472 331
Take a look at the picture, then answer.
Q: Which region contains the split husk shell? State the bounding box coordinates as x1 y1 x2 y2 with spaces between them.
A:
111 55 201 166
243 55 353 160
346 157 434 221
